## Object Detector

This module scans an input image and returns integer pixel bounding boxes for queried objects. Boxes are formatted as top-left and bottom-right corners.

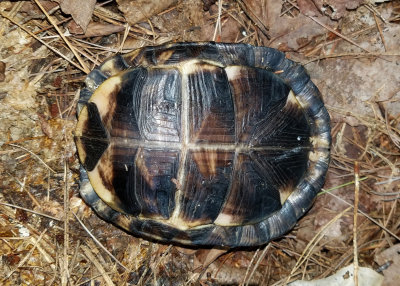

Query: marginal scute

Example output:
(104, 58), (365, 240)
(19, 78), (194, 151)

(75, 42), (331, 247)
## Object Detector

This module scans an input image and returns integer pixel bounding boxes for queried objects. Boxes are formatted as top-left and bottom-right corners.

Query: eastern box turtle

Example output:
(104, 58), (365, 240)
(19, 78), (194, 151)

(75, 42), (331, 247)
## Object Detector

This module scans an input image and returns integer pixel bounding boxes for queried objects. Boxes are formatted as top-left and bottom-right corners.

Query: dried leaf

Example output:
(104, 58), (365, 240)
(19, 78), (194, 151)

(193, 249), (227, 272)
(297, 0), (321, 17)
(300, 0), (365, 20)
(290, 265), (383, 286)
(116, 0), (178, 25)
(54, 0), (96, 32)
(374, 244), (400, 286)
(67, 21), (125, 37)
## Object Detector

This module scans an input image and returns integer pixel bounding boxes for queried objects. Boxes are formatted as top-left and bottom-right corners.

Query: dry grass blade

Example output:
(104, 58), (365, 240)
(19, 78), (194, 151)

(373, 13), (387, 52)
(213, 0), (223, 41)
(33, 0), (90, 73)
(81, 244), (115, 286)
(7, 143), (57, 173)
(62, 161), (70, 286)
(385, 105), (400, 149)
(72, 213), (129, 271)
(325, 191), (400, 241)
(353, 162), (360, 286)
(285, 207), (352, 284)
(237, 0), (270, 39)
(0, 12), (87, 73)
(243, 244), (271, 286)
(242, 247), (260, 286)
(306, 15), (372, 54)
(0, 202), (62, 221)
(3, 229), (48, 281)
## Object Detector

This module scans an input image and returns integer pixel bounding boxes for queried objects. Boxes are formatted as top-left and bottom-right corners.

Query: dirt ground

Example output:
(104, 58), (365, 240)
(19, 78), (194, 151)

(0, 0), (399, 285)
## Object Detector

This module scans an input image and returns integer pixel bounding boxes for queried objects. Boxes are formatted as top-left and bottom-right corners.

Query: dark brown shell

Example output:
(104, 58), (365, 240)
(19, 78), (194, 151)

(75, 42), (331, 247)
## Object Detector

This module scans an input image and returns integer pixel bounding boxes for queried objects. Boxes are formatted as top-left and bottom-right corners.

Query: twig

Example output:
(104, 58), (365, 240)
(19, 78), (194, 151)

(373, 13), (387, 52)
(306, 15), (372, 54)
(33, 0), (90, 74)
(213, 0), (223, 41)
(0, 12), (87, 73)
(62, 161), (70, 286)
(353, 162), (360, 286)
(304, 51), (400, 64)
(7, 143), (57, 174)
(0, 202), (62, 221)
(325, 191), (400, 241)
(81, 244), (115, 286)
(72, 213), (129, 271)
(3, 229), (48, 280)
(237, 0), (270, 39)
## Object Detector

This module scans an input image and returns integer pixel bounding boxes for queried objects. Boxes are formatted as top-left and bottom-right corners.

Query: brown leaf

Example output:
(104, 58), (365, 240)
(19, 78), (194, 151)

(54, 0), (96, 32)
(116, 0), (178, 25)
(302, 0), (365, 20)
(193, 248), (227, 272)
(84, 22), (126, 37)
(67, 21), (125, 37)
(374, 244), (400, 286)
(18, 1), (59, 16)
(297, 0), (322, 17)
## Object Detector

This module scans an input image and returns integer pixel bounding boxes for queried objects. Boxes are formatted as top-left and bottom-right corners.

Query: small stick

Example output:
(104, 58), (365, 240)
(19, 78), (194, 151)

(353, 162), (360, 286)
(8, 143), (56, 174)
(72, 213), (128, 271)
(213, 0), (223, 42)
(1, 13), (87, 73)
(0, 202), (62, 221)
(62, 161), (70, 286)
(307, 15), (372, 54)
(33, 0), (90, 74)
(373, 13), (387, 52)
(237, 0), (270, 40)
(4, 229), (48, 280)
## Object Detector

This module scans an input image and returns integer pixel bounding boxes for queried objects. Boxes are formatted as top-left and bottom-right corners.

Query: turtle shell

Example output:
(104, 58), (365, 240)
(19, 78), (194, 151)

(75, 42), (331, 247)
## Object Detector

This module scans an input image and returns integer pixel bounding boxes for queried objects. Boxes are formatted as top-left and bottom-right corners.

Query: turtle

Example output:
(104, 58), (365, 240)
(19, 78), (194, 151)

(75, 42), (331, 247)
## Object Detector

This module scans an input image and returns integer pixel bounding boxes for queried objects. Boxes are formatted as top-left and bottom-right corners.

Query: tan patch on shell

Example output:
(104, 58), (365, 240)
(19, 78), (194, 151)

(179, 59), (224, 75)
(100, 59), (124, 76)
(292, 90), (310, 109)
(279, 184), (294, 205)
(135, 148), (155, 189)
(285, 90), (300, 107)
(224, 65), (244, 81)
(157, 50), (174, 65)
(87, 145), (125, 213)
(214, 213), (235, 226)
(192, 150), (232, 177)
(89, 76), (121, 131)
